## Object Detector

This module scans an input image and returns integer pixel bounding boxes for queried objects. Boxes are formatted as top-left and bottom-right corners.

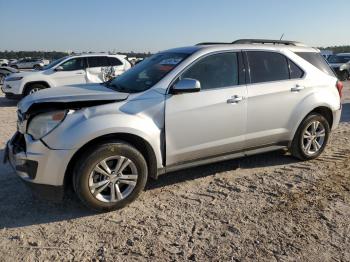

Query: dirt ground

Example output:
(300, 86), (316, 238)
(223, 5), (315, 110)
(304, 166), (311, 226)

(0, 83), (349, 261)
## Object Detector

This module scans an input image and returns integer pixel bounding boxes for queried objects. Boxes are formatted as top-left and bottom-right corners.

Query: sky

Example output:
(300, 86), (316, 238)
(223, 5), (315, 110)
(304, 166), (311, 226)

(0, 0), (349, 53)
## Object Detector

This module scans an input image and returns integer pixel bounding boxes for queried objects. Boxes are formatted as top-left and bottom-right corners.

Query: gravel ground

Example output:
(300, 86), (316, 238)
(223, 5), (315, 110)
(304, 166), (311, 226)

(0, 83), (349, 261)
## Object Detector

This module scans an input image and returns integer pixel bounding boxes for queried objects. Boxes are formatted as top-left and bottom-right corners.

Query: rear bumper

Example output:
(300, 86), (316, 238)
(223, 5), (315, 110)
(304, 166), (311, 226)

(4, 132), (73, 201)
(332, 107), (342, 130)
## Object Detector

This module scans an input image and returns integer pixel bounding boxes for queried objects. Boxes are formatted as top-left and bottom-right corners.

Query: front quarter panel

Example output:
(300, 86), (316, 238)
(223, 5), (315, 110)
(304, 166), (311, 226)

(42, 93), (165, 168)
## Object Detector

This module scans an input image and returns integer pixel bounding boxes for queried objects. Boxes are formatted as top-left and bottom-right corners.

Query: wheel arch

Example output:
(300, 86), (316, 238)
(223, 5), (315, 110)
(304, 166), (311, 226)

(289, 105), (333, 148)
(63, 133), (159, 189)
(23, 81), (50, 94)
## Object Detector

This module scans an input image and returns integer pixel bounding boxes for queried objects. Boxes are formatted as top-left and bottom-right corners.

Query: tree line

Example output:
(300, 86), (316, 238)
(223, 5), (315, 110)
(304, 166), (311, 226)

(1, 46), (350, 61)
(0, 51), (153, 61)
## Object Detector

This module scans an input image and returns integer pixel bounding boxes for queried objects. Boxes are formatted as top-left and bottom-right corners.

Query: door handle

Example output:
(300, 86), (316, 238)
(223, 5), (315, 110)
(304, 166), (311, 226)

(291, 85), (304, 92)
(227, 95), (244, 104)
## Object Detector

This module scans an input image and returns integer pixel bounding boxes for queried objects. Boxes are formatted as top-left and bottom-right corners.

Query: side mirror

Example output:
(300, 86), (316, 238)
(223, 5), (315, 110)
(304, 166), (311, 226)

(55, 66), (64, 71)
(171, 78), (201, 94)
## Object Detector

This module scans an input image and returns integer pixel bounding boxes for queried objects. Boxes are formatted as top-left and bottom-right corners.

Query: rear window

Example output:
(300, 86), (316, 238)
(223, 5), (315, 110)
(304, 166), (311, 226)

(108, 57), (123, 66)
(295, 52), (335, 76)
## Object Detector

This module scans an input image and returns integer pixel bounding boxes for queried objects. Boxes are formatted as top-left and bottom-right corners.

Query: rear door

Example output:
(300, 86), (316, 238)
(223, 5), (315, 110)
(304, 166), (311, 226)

(52, 57), (87, 86)
(108, 56), (126, 77)
(165, 52), (247, 165)
(244, 51), (306, 148)
(86, 56), (110, 83)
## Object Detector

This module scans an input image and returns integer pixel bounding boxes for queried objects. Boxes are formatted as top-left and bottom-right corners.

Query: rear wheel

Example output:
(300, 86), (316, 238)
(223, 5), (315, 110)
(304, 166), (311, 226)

(290, 113), (330, 160)
(73, 141), (148, 212)
(0, 73), (5, 86)
(33, 64), (41, 70)
(24, 83), (46, 96)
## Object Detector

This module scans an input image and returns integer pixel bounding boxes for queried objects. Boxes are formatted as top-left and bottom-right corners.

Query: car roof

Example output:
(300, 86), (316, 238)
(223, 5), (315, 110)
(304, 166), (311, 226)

(164, 43), (319, 55)
(69, 53), (127, 59)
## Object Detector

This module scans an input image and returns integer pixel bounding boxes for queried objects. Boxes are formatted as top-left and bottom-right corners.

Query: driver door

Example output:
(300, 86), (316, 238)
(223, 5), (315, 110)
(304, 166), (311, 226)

(52, 57), (87, 86)
(165, 52), (247, 166)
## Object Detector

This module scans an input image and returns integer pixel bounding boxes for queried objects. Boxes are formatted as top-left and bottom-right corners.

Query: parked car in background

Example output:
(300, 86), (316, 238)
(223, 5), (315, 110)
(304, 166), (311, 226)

(327, 53), (350, 81)
(0, 59), (9, 66)
(1, 53), (131, 98)
(0, 66), (19, 86)
(4, 39), (342, 211)
(9, 58), (50, 70)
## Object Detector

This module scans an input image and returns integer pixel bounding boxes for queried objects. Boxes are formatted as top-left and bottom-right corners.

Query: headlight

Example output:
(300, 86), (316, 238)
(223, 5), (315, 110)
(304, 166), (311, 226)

(27, 110), (67, 140)
(5, 76), (23, 81)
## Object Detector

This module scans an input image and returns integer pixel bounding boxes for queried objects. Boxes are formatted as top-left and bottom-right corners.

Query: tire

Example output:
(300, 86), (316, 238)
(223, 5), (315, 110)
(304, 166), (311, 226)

(290, 113), (330, 160)
(0, 73), (5, 86)
(24, 83), (46, 96)
(11, 65), (18, 69)
(33, 64), (41, 70)
(73, 141), (148, 212)
(339, 70), (349, 81)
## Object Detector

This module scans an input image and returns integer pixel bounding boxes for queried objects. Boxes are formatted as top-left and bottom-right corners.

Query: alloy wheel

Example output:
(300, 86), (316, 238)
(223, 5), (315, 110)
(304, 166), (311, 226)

(29, 88), (40, 94)
(88, 156), (138, 203)
(302, 120), (326, 156)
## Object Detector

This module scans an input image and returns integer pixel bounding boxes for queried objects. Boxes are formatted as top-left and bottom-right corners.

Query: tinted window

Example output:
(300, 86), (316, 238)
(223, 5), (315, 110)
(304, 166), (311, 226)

(88, 56), (109, 68)
(289, 59), (304, 79)
(296, 52), (335, 76)
(181, 52), (238, 90)
(328, 55), (350, 64)
(247, 51), (289, 83)
(60, 58), (85, 71)
(108, 57), (123, 66)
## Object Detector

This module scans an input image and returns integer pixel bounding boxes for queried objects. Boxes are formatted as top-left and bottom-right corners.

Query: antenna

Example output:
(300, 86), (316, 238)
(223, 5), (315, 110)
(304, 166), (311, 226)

(280, 33), (285, 40)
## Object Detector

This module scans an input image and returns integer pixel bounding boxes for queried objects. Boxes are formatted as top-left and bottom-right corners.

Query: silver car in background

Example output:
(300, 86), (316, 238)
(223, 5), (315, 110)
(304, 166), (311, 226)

(327, 53), (350, 81)
(5, 39), (343, 212)
(10, 58), (50, 70)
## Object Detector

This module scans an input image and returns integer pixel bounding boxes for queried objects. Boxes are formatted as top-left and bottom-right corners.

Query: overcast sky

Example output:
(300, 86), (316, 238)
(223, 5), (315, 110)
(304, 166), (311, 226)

(1, 0), (349, 53)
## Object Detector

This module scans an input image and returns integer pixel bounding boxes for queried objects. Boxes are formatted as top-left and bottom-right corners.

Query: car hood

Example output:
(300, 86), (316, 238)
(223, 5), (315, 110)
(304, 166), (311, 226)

(18, 83), (129, 114)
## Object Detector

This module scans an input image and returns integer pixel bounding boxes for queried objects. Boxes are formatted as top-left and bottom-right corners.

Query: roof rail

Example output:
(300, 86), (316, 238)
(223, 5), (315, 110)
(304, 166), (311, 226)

(232, 39), (306, 46)
(196, 42), (232, 46)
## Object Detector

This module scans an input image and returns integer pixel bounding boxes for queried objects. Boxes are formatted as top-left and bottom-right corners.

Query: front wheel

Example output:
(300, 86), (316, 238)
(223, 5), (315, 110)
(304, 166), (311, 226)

(73, 141), (148, 212)
(290, 113), (330, 160)
(24, 83), (46, 96)
(339, 70), (349, 81)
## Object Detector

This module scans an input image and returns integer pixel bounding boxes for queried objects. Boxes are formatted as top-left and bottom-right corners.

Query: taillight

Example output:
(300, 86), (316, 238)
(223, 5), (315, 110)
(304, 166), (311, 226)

(336, 80), (343, 99)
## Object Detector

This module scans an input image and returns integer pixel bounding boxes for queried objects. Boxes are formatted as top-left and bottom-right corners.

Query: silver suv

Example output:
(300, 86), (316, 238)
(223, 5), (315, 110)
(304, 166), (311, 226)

(5, 39), (343, 212)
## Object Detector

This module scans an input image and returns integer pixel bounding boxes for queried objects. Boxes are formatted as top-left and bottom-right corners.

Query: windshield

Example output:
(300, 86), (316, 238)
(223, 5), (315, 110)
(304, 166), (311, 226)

(328, 55), (350, 64)
(42, 57), (67, 70)
(106, 52), (190, 93)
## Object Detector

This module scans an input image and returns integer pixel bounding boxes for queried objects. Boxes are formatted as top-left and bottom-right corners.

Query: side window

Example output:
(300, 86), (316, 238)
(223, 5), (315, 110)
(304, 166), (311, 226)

(108, 57), (123, 66)
(295, 52), (335, 77)
(88, 56), (109, 68)
(181, 52), (239, 90)
(60, 58), (85, 71)
(247, 51), (290, 83)
(288, 59), (304, 79)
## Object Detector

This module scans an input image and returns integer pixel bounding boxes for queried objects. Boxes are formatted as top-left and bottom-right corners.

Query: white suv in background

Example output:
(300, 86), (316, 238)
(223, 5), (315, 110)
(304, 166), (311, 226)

(1, 54), (131, 98)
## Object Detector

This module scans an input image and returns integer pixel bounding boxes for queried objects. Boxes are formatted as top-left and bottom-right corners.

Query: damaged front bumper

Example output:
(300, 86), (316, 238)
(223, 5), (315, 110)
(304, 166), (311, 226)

(4, 132), (74, 201)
